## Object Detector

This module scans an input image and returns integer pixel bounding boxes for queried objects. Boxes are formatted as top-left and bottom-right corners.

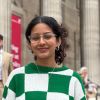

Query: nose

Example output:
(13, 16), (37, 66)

(39, 36), (46, 44)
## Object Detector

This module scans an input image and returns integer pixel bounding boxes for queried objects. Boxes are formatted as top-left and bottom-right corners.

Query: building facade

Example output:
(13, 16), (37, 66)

(0, 0), (100, 85)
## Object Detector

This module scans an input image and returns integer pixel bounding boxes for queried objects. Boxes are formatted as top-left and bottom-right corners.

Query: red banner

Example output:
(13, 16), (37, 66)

(11, 14), (22, 68)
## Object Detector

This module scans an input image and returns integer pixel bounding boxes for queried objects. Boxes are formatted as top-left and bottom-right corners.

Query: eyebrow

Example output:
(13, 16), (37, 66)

(31, 32), (53, 35)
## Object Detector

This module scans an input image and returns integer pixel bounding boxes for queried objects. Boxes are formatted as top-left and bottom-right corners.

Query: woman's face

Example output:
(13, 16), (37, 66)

(29, 23), (60, 60)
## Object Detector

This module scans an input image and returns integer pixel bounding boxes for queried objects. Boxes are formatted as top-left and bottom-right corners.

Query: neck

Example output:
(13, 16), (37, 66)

(35, 58), (58, 68)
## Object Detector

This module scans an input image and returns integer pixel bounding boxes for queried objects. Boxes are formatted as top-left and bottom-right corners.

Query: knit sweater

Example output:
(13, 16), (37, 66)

(2, 63), (86, 100)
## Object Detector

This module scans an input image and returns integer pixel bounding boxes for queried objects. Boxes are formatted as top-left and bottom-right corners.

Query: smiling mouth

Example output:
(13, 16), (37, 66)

(38, 48), (49, 52)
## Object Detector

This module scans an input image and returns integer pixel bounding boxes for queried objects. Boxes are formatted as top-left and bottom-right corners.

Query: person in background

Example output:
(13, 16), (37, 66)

(0, 34), (13, 99)
(79, 67), (97, 100)
(80, 67), (89, 87)
(2, 16), (86, 100)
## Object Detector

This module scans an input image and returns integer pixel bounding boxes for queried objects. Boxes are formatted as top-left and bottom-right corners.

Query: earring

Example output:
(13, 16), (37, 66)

(56, 45), (60, 51)
(58, 45), (60, 50)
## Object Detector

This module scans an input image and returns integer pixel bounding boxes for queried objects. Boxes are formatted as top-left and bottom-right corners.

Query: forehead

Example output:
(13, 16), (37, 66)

(31, 23), (53, 34)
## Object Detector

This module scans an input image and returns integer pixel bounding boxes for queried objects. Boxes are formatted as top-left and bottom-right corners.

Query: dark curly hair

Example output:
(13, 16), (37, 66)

(25, 16), (68, 64)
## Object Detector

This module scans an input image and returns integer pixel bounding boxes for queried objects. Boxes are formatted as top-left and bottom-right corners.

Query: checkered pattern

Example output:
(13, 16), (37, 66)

(2, 63), (86, 100)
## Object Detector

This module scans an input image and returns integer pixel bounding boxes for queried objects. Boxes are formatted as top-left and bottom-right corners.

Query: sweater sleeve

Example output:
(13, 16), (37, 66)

(2, 70), (16, 100)
(73, 72), (86, 100)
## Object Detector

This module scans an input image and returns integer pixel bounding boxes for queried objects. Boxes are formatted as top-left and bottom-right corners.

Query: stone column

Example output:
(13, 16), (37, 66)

(80, 0), (100, 84)
(0, 0), (11, 51)
(42, 0), (62, 24)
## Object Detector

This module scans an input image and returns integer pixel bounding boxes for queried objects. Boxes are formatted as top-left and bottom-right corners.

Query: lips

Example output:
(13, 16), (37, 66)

(37, 47), (49, 52)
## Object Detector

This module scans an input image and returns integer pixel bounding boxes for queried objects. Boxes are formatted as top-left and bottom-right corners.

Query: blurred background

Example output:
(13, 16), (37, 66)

(0, 0), (100, 99)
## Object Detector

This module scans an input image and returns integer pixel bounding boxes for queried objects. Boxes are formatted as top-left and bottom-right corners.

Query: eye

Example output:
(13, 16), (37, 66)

(44, 34), (53, 39)
(31, 36), (40, 41)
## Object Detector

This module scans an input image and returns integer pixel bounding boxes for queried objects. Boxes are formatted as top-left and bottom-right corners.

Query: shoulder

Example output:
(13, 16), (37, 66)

(5, 65), (25, 86)
(5, 63), (32, 86)
(8, 63), (32, 77)
(64, 66), (83, 83)
(63, 65), (82, 82)
(53, 65), (80, 79)
(65, 65), (82, 79)
(8, 66), (25, 77)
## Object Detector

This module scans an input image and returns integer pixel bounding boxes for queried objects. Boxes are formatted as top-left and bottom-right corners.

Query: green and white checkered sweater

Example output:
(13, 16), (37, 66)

(2, 63), (86, 100)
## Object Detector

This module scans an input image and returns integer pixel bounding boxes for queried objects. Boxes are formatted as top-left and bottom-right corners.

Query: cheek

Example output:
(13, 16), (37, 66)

(30, 43), (37, 51)
(30, 42), (37, 47)
(50, 43), (58, 51)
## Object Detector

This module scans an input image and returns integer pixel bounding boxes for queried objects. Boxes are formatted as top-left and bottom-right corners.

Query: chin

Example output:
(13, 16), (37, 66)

(37, 54), (50, 59)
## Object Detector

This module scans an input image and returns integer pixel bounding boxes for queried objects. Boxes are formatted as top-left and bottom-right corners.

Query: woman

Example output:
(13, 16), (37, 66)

(2, 16), (86, 100)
